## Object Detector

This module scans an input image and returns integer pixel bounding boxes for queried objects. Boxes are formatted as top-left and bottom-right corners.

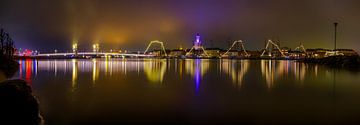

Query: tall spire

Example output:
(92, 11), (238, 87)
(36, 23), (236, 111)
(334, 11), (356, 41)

(194, 33), (202, 50)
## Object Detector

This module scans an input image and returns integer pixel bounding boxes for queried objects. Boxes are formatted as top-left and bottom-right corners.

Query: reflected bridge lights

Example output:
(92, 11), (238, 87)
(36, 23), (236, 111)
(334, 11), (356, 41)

(72, 59), (78, 91)
(92, 59), (99, 84)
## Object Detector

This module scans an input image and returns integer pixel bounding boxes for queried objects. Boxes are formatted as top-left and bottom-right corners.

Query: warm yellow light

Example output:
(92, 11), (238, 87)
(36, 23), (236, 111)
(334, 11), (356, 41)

(72, 43), (77, 48)
(93, 43), (99, 52)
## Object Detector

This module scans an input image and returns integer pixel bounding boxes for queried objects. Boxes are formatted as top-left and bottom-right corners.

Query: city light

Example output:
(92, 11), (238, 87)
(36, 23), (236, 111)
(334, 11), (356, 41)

(93, 43), (99, 53)
(143, 40), (167, 56)
(72, 43), (78, 53)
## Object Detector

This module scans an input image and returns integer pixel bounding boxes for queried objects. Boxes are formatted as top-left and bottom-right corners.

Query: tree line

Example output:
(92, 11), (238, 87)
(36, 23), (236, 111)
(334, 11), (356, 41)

(0, 28), (15, 59)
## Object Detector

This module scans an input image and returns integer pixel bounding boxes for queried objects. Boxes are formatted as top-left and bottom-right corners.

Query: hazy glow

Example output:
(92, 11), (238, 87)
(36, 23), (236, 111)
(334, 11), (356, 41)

(3, 0), (360, 52)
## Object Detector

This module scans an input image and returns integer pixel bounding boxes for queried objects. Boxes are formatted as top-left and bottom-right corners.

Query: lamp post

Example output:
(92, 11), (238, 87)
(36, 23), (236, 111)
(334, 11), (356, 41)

(334, 22), (338, 51)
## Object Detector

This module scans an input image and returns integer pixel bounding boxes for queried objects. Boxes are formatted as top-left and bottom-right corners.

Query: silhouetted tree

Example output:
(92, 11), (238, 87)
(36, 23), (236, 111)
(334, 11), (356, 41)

(0, 29), (4, 56)
(0, 28), (15, 59)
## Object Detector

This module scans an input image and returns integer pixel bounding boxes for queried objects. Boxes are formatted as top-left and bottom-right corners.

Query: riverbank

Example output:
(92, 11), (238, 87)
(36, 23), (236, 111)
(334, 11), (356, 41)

(302, 56), (360, 70)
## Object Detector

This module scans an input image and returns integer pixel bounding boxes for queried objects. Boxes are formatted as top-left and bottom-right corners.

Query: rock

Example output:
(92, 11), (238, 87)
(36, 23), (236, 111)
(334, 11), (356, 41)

(0, 79), (42, 125)
(0, 56), (19, 78)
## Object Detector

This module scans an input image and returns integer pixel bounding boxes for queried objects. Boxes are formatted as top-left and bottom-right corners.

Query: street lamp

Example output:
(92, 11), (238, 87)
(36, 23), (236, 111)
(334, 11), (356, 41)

(334, 22), (338, 51)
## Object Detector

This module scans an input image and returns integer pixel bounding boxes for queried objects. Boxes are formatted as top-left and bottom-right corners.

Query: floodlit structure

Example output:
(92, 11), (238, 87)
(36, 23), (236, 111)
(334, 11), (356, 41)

(194, 33), (202, 50)
(186, 34), (209, 57)
(294, 43), (306, 53)
(290, 43), (307, 59)
(144, 40), (167, 57)
(261, 39), (285, 57)
(222, 40), (250, 57)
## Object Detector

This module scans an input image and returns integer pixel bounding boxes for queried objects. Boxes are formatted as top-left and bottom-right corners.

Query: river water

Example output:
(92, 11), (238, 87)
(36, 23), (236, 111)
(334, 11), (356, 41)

(14, 59), (360, 124)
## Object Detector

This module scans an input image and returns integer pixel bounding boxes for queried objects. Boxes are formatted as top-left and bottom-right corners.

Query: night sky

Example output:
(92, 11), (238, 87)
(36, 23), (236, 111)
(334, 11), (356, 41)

(1, 0), (360, 52)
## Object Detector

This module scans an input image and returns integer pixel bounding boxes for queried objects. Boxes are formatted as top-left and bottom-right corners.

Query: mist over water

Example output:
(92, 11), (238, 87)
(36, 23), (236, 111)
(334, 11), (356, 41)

(14, 59), (360, 124)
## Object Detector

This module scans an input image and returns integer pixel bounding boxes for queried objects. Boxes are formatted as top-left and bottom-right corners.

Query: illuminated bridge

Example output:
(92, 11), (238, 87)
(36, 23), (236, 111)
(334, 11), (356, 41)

(24, 41), (168, 58)
(34, 52), (154, 58)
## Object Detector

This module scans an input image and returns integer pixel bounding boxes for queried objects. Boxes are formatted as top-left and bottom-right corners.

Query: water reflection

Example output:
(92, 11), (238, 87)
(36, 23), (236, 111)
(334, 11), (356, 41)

(184, 59), (210, 94)
(18, 59), (37, 84)
(261, 60), (276, 89)
(17, 59), (325, 91)
(293, 61), (306, 84)
(185, 59), (209, 77)
(143, 59), (167, 84)
(15, 59), (360, 124)
(261, 60), (308, 89)
(92, 59), (99, 83)
(72, 59), (78, 90)
(221, 59), (249, 88)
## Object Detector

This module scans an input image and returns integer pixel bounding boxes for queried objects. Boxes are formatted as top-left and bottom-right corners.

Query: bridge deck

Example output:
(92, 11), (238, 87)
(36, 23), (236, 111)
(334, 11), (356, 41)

(35, 52), (153, 57)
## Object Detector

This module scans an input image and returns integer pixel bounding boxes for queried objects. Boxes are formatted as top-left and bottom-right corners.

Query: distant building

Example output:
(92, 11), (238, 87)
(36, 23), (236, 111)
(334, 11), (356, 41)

(204, 48), (222, 58)
(194, 33), (202, 50)
(269, 49), (283, 58)
(288, 50), (307, 59)
(306, 48), (331, 58)
(169, 49), (186, 58)
(222, 50), (239, 57)
(247, 51), (261, 58)
(147, 49), (165, 56)
(325, 49), (359, 57)
(335, 49), (359, 56)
